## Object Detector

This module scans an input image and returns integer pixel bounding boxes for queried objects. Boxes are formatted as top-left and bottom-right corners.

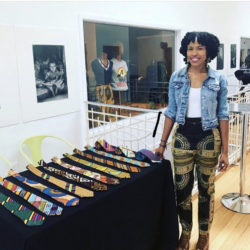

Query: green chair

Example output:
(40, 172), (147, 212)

(0, 155), (12, 178)
(20, 135), (75, 166)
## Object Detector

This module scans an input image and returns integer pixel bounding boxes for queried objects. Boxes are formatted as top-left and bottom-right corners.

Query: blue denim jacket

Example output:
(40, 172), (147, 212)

(164, 66), (229, 131)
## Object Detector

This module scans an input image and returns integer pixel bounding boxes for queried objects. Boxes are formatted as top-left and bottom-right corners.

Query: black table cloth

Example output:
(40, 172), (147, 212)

(0, 151), (179, 250)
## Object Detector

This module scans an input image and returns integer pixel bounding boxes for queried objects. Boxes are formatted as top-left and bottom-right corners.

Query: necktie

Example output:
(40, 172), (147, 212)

(96, 139), (115, 152)
(121, 145), (135, 158)
(64, 154), (131, 179)
(0, 177), (62, 216)
(74, 148), (140, 173)
(41, 161), (107, 191)
(51, 157), (120, 185)
(0, 192), (45, 226)
(86, 146), (150, 167)
(27, 164), (94, 198)
(8, 169), (79, 206)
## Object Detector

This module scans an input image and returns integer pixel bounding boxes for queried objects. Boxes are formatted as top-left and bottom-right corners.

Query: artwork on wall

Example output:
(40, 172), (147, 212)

(230, 44), (236, 68)
(33, 45), (68, 103)
(0, 25), (21, 127)
(15, 26), (80, 122)
(216, 44), (224, 70)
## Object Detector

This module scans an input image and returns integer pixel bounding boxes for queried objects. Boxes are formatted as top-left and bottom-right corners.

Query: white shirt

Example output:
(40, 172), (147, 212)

(111, 58), (128, 91)
(187, 87), (201, 118)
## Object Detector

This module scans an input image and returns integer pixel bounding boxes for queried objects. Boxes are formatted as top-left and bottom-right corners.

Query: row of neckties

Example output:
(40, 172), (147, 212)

(0, 141), (150, 226)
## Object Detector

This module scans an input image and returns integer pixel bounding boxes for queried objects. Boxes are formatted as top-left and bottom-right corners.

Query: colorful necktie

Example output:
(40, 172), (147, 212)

(0, 177), (62, 216)
(96, 139), (115, 152)
(8, 169), (79, 207)
(51, 157), (120, 185)
(86, 146), (150, 167)
(64, 154), (131, 179)
(0, 192), (45, 226)
(74, 148), (140, 173)
(27, 164), (94, 198)
(40, 162), (107, 191)
(121, 145), (135, 158)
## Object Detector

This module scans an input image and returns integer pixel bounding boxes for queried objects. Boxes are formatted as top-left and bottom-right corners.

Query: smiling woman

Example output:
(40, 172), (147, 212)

(155, 31), (229, 250)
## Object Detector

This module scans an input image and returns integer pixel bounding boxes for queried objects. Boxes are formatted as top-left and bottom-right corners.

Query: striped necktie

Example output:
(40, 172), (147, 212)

(86, 146), (150, 167)
(64, 154), (131, 179)
(40, 161), (107, 191)
(97, 139), (115, 152)
(0, 192), (45, 226)
(121, 145), (135, 158)
(74, 148), (140, 173)
(8, 169), (79, 206)
(27, 164), (94, 198)
(51, 157), (120, 185)
(0, 177), (62, 216)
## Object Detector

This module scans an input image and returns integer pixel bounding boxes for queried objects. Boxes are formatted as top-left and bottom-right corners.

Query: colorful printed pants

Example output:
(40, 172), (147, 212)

(172, 119), (221, 236)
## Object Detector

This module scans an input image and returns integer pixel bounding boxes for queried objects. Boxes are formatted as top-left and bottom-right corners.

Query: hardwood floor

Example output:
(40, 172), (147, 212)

(186, 152), (250, 250)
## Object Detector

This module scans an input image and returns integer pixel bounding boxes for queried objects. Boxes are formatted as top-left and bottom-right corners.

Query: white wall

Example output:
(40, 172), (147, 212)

(1, 1), (250, 174)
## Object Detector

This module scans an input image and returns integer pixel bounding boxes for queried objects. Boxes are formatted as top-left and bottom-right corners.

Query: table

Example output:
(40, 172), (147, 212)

(221, 103), (250, 214)
(0, 153), (179, 250)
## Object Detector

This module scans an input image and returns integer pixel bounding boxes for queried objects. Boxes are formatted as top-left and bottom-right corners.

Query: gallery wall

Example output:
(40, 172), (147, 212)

(0, 1), (250, 173)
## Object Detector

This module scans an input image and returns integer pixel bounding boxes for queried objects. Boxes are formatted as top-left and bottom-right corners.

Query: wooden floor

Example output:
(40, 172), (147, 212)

(186, 152), (250, 250)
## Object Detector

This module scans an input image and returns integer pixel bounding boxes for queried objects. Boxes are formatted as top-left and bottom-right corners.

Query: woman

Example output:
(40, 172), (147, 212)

(155, 32), (229, 250)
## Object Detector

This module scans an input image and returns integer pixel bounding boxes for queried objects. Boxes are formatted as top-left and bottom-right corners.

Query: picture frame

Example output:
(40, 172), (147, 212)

(230, 44), (236, 68)
(216, 43), (224, 70)
(0, 25), (21, 127)
(15, 26), (80, 122)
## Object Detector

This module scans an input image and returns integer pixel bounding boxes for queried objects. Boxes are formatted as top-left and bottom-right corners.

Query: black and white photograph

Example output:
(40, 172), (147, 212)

(230, 44), (236, 68)
(216, 43), (224, 70)
(33, 45), (68, 103)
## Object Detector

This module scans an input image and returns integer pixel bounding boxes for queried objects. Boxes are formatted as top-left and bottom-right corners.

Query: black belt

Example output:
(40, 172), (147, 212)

(185, 117), (202, 125)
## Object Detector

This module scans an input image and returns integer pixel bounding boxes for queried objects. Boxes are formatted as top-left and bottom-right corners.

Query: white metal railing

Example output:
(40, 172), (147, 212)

(227, 87), (250, 164)
(86, 101), (167, 151)
(85, 86), (250, 165)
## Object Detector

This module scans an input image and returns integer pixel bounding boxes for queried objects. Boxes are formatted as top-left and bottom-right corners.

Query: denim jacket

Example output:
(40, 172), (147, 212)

(164, 66), (229, 131)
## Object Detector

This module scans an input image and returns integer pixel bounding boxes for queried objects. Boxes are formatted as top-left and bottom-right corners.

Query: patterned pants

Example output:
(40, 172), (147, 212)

(172, 119), (221, 236)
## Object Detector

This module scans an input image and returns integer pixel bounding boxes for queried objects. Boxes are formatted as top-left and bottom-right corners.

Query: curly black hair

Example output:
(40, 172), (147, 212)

(179, 31), (220, 64)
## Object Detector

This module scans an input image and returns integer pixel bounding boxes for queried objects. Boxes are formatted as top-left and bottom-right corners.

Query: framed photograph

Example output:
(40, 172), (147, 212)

(15, 26), (80, 122)
(230, 44), (236, 68)
(0, 25), (21, 127)
(33, 45), (68, 103)
(216, 44), (224, 70)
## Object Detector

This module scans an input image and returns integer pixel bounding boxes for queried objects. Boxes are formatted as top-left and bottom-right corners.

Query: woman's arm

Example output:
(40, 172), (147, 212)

(218, 120), (229, 171)
(155, 117), (175, 159)
(217, 75), (229, 171)
(155, 72), (177, 159)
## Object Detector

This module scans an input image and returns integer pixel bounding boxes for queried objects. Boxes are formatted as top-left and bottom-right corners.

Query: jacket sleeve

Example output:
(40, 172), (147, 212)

(164, 71), (177, 121)
(217, 74), (229, 120)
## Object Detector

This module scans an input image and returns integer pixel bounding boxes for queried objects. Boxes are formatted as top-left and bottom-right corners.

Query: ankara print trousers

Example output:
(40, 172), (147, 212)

(172, 119), (221, 236)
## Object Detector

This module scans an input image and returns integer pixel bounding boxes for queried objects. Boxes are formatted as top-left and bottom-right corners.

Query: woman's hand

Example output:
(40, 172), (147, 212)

(155, 146), (166, 160)
(218, 152), (229, 172)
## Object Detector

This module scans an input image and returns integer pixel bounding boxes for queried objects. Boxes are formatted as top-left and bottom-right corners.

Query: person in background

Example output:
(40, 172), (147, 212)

(155, 32), (229, 250)
(111, 42), (128, 104)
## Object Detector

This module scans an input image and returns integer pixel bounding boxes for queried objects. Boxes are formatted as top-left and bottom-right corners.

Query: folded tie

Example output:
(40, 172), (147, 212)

(51, 157), (120, 185)
(85, 146), (150, 167)
(40, 161), (107, 191)
(64, 154), (131, 179)
(96, 139), (115, 152)
(121, 145), (135, 158)
(27, 164), (94, 198)
(8, 169), (79, 206)
(0, 192), (45, 226)
(74, 148), (140, 173)
(0, 177), (62, 216)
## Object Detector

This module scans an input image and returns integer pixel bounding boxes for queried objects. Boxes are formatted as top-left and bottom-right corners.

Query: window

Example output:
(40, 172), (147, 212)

(241, 37), (250, 69)
(83, 21), (175, 110)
